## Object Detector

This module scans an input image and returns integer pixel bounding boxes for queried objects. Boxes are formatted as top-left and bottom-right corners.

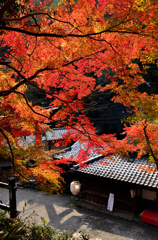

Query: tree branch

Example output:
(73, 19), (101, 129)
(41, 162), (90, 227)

(0, 128), (29, 180)
(9, 90), (51, 119)
(0, 25), (156, 40)
(143, 120), (158, 168)
(0, 47), (104, 98)
(2, 12), (50, 21)
(0, 128), (14, 167)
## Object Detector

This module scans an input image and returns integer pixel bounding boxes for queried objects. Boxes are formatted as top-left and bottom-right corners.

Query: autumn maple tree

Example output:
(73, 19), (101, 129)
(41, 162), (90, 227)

(0, 0), (158, 190)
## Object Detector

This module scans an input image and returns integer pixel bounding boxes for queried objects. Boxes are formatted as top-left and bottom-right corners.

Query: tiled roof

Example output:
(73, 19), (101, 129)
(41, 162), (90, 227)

(56, 141), (100, 159)
(76, 156), (158, 189)
(17, 128), (68, 148)
(60, 141), (158, 189)
(42, 128), (67, 141)
(17, 135), (35, 148)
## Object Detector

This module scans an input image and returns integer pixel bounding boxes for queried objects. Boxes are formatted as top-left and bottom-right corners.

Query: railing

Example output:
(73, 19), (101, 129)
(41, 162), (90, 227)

(0, 177), (18, 218)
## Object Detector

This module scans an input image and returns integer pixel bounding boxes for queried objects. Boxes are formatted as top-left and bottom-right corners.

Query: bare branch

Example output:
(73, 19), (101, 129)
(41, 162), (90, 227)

(0, 25), (156, 40)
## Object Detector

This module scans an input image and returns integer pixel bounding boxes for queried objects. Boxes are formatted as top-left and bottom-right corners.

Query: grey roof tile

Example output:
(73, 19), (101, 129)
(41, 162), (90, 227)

(59, 141), (158, 189)
(42, 128), (68, 141)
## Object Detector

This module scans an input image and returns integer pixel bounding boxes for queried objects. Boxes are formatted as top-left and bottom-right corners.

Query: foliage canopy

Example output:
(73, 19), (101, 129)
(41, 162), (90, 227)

(0, 0), (158, 187)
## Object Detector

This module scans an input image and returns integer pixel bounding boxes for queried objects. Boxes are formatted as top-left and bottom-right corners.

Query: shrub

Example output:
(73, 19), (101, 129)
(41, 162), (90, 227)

(0, 211), (27, 240)
(0, 210), (92, 240)
(0, 211), (56, 240)
(27, 218), (56, 240)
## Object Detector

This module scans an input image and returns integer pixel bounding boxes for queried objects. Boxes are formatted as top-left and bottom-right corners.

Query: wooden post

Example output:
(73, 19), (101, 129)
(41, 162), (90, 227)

(8, 177), (17, 218)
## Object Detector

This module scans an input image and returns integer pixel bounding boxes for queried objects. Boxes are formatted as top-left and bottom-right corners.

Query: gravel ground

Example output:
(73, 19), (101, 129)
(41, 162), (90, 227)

(0, 187), (158, 240)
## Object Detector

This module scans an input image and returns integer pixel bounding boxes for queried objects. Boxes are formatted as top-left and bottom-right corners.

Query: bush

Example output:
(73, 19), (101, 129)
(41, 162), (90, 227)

(0, 211), (12, 231)
(0, 211), (27, 239)
(28, 218), (56, 240)
(0, 210), (92, 240)
(0, 211), (56, 240)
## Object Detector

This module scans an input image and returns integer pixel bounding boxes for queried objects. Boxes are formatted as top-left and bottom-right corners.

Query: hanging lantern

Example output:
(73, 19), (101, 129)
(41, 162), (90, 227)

(70, 181), (81, 196)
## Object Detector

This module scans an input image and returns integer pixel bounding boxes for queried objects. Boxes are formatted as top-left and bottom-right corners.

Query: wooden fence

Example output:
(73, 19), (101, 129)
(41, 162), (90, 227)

(0, 177), (18, 218)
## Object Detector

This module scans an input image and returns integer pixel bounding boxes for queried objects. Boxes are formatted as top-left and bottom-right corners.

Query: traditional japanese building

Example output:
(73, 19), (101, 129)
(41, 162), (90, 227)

(58, 141), (158, 218)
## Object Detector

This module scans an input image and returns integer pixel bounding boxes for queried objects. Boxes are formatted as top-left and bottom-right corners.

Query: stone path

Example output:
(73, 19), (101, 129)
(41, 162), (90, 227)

(0, 188), (158, 240)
